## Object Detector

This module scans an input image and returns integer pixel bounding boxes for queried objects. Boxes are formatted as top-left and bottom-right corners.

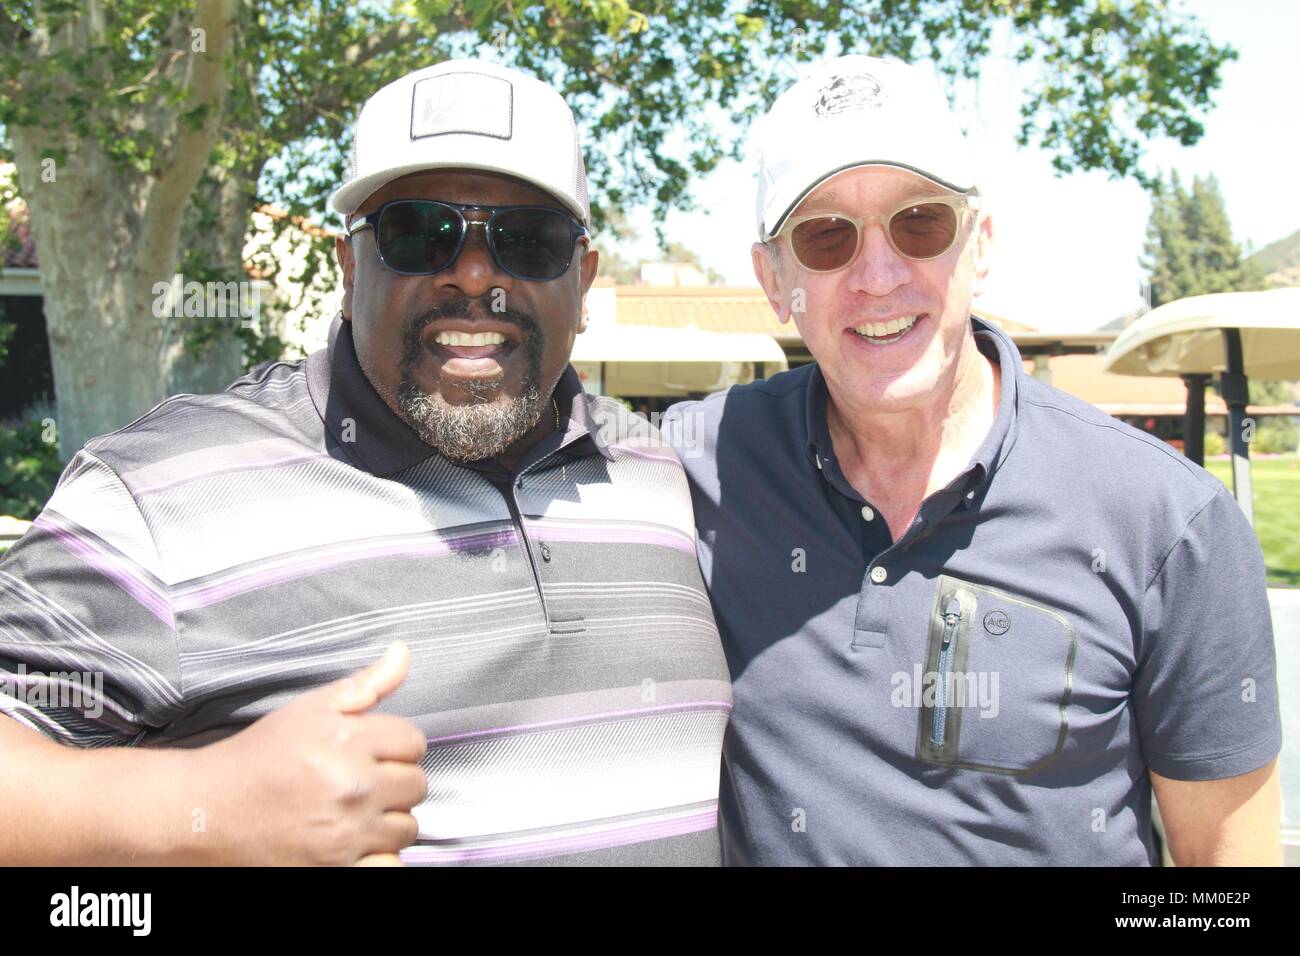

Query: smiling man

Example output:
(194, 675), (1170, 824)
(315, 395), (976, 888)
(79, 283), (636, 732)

(0, 59), (730, 866)
(663, 55), (1282, 866)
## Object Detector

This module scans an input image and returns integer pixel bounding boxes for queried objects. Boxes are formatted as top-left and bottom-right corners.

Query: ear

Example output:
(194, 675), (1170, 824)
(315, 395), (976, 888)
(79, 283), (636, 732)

(970, 210), (994, 299)
(751, 241), (793, 325)
(335, 231), (356, 321)
(575, 241), (598, 334)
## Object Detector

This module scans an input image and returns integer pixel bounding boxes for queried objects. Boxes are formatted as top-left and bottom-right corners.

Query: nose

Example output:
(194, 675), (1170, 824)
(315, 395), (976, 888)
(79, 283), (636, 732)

(845, 223), (911, 297)
(432, 218), (512, 301)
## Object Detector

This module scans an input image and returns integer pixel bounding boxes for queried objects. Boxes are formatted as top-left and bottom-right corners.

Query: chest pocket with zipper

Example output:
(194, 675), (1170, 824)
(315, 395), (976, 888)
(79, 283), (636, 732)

(915, 573), (1077, 775)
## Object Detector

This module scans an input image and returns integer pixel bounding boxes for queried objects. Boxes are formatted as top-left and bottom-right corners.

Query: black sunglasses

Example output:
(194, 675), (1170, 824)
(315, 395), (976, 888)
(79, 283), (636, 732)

(347, 199), (589, 281)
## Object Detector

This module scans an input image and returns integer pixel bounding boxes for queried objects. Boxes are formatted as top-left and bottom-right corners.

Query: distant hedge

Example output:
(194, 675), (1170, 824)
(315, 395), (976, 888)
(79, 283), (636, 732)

(0, 419), (62, 520)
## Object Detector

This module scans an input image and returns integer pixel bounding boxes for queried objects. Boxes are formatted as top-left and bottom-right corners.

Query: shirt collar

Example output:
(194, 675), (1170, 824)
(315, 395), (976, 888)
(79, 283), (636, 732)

(803, 314), (1022, 508)
(306, 312), (612, 477)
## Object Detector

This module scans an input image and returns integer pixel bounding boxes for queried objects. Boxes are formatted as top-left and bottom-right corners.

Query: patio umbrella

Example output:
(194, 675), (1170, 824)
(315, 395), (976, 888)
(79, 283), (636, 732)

(1103, 288), (1300, 526)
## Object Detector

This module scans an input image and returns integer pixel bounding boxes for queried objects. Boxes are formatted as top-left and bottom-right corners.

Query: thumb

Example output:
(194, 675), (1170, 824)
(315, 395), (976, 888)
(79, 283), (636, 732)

(328, 641), (410, 714)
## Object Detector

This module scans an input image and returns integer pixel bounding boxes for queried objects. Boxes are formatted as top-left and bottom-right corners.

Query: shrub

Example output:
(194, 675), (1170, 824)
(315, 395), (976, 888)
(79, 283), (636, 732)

(1254, 419), (1298, 455)
(0, 419), (63, 519)
(1203, 429), (1226, 457)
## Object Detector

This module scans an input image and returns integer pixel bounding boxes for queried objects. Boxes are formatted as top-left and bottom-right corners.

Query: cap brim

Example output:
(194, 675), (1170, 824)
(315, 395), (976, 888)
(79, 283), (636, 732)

(330, 161), (588, 224)
(762, 160), (975, 240)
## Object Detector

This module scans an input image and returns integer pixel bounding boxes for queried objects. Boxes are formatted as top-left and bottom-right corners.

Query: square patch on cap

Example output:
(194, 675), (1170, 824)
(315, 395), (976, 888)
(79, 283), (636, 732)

(411, 72), (512, 140)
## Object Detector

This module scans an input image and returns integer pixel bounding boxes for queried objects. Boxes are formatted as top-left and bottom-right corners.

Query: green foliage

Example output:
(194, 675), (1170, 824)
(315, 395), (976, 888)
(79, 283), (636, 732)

(1255, 420), (1299, 455)
(0, 298), (11, 365)
(1142, 172), (1265, 307)
(1248, 226), (1300, 286)
(1205, 456), (1300, 586)
(1250, 379), (1295, 406)
(0, 0), (205, 170)
(3, 1), (1233, 244)
(1202, 428), (1224, 457)
(0, 1), (1248, 418)
(0, 418), (63, 519)
(0, 170), (22, 361)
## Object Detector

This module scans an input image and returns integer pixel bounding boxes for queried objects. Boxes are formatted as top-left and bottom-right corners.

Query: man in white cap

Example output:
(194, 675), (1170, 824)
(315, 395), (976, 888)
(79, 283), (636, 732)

(663, 55), (1281, 865)
(0, 60), (731, 866)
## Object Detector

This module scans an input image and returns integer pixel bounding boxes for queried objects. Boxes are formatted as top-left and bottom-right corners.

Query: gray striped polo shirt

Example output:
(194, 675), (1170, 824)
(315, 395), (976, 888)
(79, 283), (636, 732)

(0, 313), (731, 866)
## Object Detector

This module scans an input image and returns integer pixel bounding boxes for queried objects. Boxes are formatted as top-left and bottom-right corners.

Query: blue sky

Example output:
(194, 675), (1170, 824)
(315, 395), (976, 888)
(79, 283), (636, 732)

(610, 0), (1300, 332)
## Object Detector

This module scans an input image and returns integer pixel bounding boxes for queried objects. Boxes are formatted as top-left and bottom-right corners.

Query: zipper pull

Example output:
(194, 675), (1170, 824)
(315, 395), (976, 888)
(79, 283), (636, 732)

(941, 597), (962, 648)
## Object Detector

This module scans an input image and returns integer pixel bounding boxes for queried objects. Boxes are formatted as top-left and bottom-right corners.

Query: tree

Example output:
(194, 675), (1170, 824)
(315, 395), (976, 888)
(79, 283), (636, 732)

(2, 0), (1241, 459)
(1143, 171), (1293, 446)
(1142, 172), (1265, 307)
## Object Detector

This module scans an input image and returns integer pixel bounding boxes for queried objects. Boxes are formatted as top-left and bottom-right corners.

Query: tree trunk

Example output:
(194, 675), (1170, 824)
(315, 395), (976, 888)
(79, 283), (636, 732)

(162, 163), (259, 397)
(8, 0), (237, 461)
(9, 132), (170, 458)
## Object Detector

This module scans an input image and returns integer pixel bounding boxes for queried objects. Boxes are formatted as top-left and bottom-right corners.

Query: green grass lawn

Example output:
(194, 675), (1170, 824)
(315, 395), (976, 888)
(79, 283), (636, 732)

(1205, 455), (1300, 587)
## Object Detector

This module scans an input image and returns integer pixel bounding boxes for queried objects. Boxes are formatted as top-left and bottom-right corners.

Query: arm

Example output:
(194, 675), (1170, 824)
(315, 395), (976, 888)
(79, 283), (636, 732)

(1133, 487), (1283, 865)
(0, 642), (426, 866)
(0, 715), (206, 865)
(0, 451), (424, 865)
(1152, 759), (1282, 866)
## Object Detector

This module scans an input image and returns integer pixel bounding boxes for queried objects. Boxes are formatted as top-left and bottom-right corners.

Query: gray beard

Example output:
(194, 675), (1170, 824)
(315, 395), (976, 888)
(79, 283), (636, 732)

(397, 378), (546, 463)
(394, 296), (551, 462)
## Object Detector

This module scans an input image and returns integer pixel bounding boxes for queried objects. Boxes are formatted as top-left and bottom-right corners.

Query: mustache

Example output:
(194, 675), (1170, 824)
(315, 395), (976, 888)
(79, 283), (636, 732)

(398, 295), (545, 385)
(404, 296), (540, 340)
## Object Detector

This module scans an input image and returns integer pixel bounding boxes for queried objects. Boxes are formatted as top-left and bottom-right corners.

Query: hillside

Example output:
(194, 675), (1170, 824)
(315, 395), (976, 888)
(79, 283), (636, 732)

(1250, 227), (1300, 288)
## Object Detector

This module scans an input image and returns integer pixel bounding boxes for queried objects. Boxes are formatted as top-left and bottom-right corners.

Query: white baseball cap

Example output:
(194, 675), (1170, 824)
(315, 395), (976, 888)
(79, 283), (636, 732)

(754, 55), (978, 241)
(329, 59), (590, 225)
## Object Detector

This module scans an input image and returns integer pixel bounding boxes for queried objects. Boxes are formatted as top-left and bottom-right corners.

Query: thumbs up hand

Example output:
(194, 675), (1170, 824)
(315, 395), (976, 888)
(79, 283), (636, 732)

(191, 641), (429, 865)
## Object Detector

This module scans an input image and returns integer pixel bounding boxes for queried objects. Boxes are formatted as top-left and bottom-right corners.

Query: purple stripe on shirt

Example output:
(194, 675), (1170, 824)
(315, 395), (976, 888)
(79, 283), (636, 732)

(399, 807), (717, 865)
(170, 528), (518, 611)
(427, 699), (733, 746)
(33, 515), (175, 628)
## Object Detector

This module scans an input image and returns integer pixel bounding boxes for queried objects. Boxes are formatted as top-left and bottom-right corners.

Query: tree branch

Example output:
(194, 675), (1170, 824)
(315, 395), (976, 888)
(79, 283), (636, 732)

(138, 0), (238, 277)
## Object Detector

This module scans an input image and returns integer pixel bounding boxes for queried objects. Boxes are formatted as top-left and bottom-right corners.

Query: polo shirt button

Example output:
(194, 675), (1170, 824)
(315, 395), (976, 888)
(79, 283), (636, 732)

(965, 490), (975, 500)
(861, 506), (875, 522)
(869, 565), (888, 584)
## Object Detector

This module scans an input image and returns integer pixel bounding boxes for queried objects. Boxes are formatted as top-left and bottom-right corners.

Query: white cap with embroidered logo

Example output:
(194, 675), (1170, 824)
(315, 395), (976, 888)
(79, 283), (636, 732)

(329, 58), (590, 225)
(754, 55), (978, 241)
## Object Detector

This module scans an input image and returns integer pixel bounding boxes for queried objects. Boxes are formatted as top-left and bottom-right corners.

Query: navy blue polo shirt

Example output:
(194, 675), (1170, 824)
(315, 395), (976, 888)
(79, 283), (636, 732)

(662, 317), (1282, 866)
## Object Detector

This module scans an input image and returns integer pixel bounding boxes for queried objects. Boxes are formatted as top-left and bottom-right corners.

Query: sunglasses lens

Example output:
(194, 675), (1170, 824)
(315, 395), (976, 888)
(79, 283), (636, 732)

(889, 202), (959, 259)
(791, 217), (859, 272)
(375, 201), (462, 273)
(490, 208), (577, 279)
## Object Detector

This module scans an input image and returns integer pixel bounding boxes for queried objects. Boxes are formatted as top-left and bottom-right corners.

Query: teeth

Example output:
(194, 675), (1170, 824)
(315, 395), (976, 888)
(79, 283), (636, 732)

(853, 314), (919, 339)
(434, 331), (506, 347)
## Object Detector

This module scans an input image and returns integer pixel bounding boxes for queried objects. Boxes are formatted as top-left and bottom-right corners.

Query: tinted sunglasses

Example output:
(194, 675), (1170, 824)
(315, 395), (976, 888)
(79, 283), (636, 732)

(347, 199), (589, 281)
(780, 194), (980, 273)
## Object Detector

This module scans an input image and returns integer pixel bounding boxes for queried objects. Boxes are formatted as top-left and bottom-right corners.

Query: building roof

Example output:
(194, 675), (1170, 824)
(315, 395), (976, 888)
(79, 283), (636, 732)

(612, 286), (799, 341)
(609, 286), (1041, 342)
